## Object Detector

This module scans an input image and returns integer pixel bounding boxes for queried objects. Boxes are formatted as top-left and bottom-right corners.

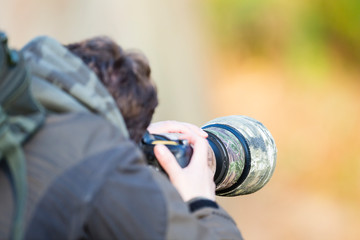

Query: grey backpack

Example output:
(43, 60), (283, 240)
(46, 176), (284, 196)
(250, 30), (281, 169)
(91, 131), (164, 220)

(0, 31), (45, 240)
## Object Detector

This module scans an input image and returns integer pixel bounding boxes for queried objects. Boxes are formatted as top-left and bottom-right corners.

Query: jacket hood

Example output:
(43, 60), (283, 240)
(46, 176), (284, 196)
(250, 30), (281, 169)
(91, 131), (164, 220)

(21, 36), (129, 137)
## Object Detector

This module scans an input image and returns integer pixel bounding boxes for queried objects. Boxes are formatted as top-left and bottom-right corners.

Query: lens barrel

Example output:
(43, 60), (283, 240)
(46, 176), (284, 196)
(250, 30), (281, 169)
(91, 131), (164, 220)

(202, 116), (277, 196)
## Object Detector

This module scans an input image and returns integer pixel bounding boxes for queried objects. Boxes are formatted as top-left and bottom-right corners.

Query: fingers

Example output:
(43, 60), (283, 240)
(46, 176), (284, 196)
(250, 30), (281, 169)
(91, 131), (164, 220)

(178, 122), (208, 137)
(178, 133), (209, 169)
(154, 144), (181, 177)
(154, 135), (216, 202)
(190, 137), (209, 168)
(148, 121), (208, 138)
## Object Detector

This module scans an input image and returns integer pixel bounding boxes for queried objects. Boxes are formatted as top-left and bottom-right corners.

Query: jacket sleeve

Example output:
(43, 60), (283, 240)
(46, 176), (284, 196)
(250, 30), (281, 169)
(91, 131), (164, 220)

(150, 167), (244, 240)
(86, 141), (243, 240)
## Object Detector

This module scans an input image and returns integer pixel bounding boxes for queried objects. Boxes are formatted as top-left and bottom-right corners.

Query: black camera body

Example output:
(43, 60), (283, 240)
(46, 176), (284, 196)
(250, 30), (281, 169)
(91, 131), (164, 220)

(140, 131), (193, 172)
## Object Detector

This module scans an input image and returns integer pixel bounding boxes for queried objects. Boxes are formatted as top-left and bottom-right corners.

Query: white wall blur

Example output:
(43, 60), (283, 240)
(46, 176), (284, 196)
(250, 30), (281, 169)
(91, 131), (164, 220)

(0, 0), (214, 125)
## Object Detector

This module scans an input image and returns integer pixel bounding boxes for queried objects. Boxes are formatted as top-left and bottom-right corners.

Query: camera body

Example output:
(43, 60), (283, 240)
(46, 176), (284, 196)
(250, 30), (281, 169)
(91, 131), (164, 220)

(140, 115), (277, 197)
(140, 131), (193, 172)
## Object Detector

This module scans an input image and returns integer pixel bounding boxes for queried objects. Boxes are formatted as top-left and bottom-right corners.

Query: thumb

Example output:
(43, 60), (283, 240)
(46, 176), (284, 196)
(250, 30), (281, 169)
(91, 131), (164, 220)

(154, 144), (181, 177)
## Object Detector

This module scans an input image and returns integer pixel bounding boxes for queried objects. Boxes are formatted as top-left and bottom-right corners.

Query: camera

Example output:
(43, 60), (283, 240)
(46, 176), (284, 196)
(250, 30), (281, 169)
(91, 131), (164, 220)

(140, 115), (277, 197)
(140, 131), (193, 171)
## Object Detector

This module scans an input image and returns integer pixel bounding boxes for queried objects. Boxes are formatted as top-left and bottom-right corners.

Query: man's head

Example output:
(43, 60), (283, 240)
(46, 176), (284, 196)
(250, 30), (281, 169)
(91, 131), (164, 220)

(65, 36), (158, 142)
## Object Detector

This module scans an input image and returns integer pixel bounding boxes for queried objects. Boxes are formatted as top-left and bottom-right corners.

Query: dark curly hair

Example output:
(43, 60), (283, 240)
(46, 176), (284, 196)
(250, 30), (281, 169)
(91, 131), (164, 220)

(65, 36), (158, 142)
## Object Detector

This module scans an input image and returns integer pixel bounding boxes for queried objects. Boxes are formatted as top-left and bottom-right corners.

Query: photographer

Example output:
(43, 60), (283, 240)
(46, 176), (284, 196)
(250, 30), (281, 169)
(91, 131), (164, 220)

(0, 35), (243, 239)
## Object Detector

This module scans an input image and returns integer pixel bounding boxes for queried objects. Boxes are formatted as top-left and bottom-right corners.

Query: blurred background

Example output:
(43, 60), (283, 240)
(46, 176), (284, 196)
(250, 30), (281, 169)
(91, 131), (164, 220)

(1, 0), (359, 239)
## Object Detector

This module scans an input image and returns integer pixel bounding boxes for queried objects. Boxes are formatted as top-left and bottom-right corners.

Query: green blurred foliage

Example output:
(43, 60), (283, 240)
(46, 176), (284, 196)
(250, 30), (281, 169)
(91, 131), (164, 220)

(206, 0), (360, 82)
(204, 0), (360, 208)
(320, 0), (360, 62)
(206, 0), (279, 57)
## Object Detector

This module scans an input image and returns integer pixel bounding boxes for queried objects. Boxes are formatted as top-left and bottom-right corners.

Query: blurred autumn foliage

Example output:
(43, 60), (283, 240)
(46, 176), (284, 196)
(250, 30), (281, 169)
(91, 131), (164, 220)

(206, 0), (360, 65)
(202, 0), (360, 239)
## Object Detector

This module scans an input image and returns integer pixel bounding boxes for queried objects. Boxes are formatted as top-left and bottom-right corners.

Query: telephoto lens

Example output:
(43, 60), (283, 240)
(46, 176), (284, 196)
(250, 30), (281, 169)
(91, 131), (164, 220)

(202, 115), (277, 197)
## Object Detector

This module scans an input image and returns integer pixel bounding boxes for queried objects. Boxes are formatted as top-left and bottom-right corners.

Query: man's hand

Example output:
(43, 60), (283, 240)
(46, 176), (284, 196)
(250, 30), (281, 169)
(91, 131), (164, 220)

(149, 121), (215, 202)
(148, 121), (208, 138)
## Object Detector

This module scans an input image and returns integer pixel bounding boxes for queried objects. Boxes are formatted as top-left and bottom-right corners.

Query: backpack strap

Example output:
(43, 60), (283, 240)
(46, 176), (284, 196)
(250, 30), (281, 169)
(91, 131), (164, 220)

(0, 31), (45, 240)
(0, 107), (27, 240)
